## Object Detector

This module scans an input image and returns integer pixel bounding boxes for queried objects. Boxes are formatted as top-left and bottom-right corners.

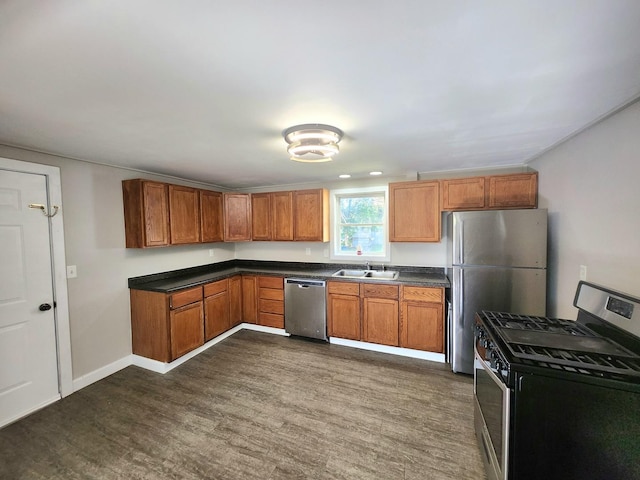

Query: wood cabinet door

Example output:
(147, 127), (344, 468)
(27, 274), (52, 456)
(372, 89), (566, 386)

(293, 189), (329, 241)
(328, 293), (361, 340)
(241, 275), (257, 324)
(400, 301), (444, 352)
(200, 190), (223, 243)
(488, 173), (538, 209)
(251, 193), (272, 241)
(142, 181), (170, 247)
(441, 177), (486, 211)
(224, 193), (252, 241)
(272, 191), (294, 241)
(123, 179), (169, 248)
(363, 297), (399, 346)
(169, 185), (201, 244)
(389, 181), (440, 242)
(204, 289), (229, 341)
(170, 302), (204, 360)
(228, 275), (242, 327)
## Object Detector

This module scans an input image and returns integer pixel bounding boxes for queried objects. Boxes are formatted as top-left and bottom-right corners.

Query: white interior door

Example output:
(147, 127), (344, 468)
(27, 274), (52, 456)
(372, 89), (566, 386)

(0, 170), (60, 427)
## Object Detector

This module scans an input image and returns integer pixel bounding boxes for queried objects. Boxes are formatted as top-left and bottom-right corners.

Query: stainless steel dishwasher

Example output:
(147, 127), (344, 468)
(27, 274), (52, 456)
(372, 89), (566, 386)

(284, 278), (327, 341)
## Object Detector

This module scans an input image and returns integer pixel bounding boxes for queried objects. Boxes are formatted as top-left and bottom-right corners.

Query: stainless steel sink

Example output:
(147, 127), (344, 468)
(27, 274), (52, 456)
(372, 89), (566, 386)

(331, 269), (399, 280)
(364, 270), (399, 280)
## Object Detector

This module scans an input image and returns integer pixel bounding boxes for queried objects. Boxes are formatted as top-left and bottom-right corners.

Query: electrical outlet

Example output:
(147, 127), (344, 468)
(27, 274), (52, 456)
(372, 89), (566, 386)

(579, 265), (587, 281)
(323, 248), (329, 258)
(66, 265), (77, 279)
(208, 249), (215, 257)
(305, 248), (311, 256)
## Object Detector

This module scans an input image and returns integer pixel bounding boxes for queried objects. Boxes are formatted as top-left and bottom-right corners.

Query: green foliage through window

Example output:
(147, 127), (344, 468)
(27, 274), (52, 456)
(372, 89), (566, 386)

(337, 194), (385, 255)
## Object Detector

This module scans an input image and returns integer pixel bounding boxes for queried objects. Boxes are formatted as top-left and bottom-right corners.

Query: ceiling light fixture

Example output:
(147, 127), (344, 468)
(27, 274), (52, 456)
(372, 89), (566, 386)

(339, 174), (351, 179)
(369, 171), (383, 176)
(283, 124), (343, 163)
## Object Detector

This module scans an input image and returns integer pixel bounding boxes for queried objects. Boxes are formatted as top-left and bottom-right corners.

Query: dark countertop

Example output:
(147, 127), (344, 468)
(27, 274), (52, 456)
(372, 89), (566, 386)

(128, 260), (450, 293)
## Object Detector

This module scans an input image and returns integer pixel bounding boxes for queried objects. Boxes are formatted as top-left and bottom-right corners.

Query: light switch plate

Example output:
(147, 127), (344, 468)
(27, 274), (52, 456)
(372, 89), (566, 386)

(66, 265), (77, 278)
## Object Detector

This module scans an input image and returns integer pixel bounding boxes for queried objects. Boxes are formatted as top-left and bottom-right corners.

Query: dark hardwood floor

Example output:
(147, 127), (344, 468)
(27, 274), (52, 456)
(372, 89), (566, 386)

(0, 330), (486, 479)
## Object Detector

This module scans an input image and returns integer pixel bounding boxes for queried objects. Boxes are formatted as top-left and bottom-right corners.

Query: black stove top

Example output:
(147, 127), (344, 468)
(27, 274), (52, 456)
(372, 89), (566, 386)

(478, 310), (640, 382)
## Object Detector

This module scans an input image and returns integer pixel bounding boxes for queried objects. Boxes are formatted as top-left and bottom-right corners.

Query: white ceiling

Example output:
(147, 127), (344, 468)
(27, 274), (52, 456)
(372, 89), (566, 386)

(1, 1), (640, 189)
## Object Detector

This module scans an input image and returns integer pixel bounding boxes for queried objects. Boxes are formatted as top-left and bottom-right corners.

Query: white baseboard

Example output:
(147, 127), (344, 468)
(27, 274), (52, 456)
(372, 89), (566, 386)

(329, 337), (446, 363)
(72, 355), (132, 392)
(72, 324), (441, 391)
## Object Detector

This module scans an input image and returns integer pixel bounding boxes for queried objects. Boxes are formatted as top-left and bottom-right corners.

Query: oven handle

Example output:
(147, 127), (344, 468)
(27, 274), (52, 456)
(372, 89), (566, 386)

(474, 345), (509, 395)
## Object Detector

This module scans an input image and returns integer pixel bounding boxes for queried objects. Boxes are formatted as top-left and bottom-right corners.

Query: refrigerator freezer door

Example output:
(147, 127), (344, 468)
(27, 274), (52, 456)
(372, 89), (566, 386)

(451, 209), (547, 268)
(449, 266), (546, 374)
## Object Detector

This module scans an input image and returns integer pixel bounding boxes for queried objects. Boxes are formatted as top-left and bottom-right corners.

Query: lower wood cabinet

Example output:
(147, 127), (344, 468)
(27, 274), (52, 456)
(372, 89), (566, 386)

(204, 279), (230, 341)
(327, 281), (361, 340)
(242, 275), (257, 324)
(257, 276), (284, 328)
(362, 284), (399, 346)
(229, 275), (242, 327)
(400, 286), (444, 353)
(328, 280), (445, 353)
(131, 286), (204, 362)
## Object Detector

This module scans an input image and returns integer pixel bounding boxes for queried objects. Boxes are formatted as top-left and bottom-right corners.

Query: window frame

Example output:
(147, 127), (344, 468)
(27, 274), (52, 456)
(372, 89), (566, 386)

(330, 185), (390, 262)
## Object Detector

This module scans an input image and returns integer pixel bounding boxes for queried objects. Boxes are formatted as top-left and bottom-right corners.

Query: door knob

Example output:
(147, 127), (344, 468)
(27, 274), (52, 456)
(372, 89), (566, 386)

(39, 303), (52, 311)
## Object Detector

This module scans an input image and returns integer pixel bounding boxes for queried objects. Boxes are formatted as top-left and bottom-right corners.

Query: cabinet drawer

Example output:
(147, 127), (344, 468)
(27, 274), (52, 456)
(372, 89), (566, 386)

(362, 284), (399, 299)
(204, 279), (227, 297)
(259, 312), (284, 328)
(328, 281), (360, 296)
(170, 286), (203, 309)
(401, 286), (443, 303)
(258, 276), (283, 289)
(259, 298), (284, 315)
(259, 288), (284, 301)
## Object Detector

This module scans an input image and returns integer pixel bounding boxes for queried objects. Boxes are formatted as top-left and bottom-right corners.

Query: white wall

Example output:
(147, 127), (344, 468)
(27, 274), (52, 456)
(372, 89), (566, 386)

(529, 101), (640, 318)
(0, 145), (235, 380)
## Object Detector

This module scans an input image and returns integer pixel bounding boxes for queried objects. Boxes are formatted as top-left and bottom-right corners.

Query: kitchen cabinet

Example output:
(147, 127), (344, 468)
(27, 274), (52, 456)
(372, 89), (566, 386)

(389, 180), (440, 242)
(257, 276), (284, 328)
(169, 185), (201, 244)
(293, 189), (329, 242)
(441, 172), (538, 211)
(272, 191), (294, 241)
(327, 281), (361, 340)
(400, 286), (444, 353)
(130, 286), (204, 362)
(242, 275), (257, 324)
(251, 193), (272, 241)
(200, 190), (224, 243)
(488, 172), (538, 209)
(229, 275), (242, 327)
(203, 279), (230, 340)
(441, 177), (486, 211)
(362, 284), (399, 346)
(224, 193), (252, 241)
(122, 179), (170, 248)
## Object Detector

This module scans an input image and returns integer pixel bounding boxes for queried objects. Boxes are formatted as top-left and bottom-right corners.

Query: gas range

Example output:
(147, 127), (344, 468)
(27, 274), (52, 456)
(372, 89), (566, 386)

(473, 282), (640, 480)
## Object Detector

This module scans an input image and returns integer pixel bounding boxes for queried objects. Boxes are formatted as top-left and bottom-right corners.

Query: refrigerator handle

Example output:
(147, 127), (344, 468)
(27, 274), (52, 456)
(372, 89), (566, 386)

(452, 268), (464, 364)
(456, 219), (464, 265)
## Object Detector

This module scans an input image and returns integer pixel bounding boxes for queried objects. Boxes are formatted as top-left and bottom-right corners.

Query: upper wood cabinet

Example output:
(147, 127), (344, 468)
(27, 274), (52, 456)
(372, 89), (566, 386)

(272, 191), (294, 241)
(169, 185), (201, 245)
(122, 179), (170, 248)
(293, 189), (329, 242)
(200, 190), (223, 243)
(251, 193), (272, 241)
(441, 172), (538, 211)
(488, 172), (538, 209)
(441, 177), (486, 211)
(389, 180), (440, 242)
(224, 193), (252, 242)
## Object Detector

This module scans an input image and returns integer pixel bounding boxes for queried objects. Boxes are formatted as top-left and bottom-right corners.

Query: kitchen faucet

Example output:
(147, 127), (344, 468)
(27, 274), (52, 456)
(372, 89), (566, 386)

(365, 261), (370, 270)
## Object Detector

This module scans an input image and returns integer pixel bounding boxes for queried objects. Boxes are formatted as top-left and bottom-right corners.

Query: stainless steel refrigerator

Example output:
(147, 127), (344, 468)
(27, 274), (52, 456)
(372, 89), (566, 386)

(447, 209), (547, 374)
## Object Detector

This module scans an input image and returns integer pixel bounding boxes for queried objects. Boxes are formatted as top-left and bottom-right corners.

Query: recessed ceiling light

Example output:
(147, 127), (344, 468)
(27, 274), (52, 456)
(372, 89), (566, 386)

(369, 171), (382, 176)
(339, 174), (351, 179)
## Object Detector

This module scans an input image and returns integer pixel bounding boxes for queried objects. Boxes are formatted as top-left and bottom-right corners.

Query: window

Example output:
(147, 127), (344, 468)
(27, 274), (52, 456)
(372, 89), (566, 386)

(331, 186), (389, 261)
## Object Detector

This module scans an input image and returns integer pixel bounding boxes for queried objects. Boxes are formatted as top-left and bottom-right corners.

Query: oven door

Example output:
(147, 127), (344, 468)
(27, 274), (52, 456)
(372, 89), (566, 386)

(474, 347), (510, 480)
